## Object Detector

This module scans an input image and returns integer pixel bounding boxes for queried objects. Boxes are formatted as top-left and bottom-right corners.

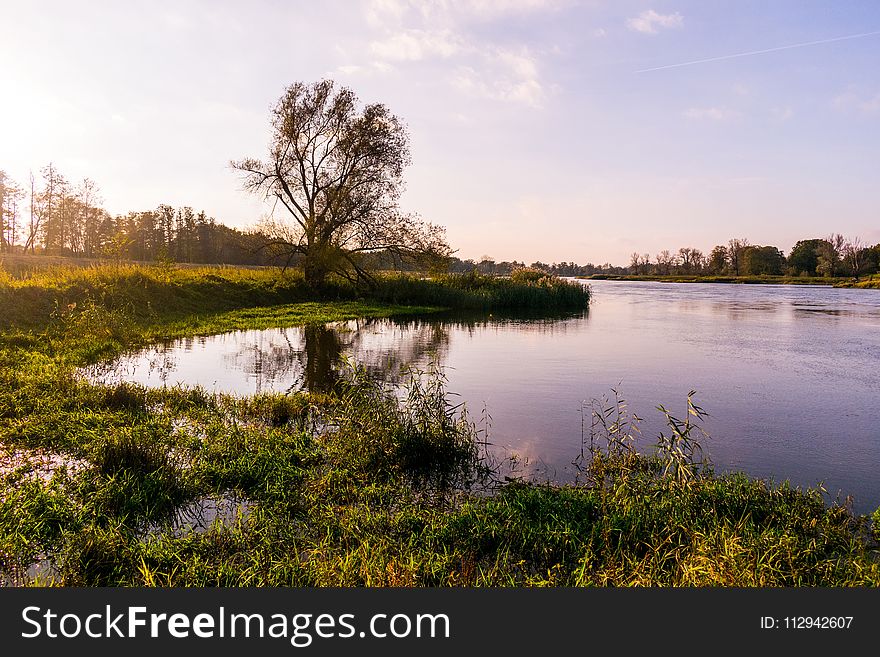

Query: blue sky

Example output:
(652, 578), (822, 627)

(2, 0), (878, 264)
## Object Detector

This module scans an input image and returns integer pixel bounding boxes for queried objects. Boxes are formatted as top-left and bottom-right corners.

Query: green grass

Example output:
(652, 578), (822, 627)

(842, 274), (880, 289)
(1, 262), (878, 587)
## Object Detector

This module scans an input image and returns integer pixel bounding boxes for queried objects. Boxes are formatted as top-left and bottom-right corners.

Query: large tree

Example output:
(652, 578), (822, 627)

(787, 238), (826, 276)
(816, 233), (845, 277)
(232, 80), (451, 287)
(727, 237), (750, 275)
(740, 245), (785, 275)
(707, 245), (729, 274)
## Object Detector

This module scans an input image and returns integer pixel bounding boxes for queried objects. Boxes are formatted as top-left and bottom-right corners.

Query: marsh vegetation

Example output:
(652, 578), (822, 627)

(1, 263), (878, 586)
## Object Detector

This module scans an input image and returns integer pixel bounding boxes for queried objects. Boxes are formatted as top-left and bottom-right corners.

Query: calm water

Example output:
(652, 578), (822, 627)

(87, 281), (880, 513)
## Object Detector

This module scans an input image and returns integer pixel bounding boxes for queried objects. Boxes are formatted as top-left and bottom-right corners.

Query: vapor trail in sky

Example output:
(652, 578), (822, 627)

(636, 30), (880, 73)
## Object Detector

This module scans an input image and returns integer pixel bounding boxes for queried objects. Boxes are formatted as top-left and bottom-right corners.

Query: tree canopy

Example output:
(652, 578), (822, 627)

(741, 245), (785, 275)
(787, 239), (827, 276)
(232, 80), (451, 287)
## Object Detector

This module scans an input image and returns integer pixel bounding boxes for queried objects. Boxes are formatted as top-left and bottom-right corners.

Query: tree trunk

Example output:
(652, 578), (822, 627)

(303, 256), (329, 288)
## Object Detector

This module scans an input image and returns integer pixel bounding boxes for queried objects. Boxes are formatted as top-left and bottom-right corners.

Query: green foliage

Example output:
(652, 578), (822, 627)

(371, 271), (590, 311)
(325, 363), (489, 491)
(787, 239), (827, 276)
(740, 245), (785, 276)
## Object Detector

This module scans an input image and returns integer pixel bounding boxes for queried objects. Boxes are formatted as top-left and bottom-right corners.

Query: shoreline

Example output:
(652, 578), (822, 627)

(577, 274), (880, 288)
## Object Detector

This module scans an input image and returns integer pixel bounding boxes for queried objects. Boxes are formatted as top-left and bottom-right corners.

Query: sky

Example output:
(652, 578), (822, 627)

(2, 0), (879, 265)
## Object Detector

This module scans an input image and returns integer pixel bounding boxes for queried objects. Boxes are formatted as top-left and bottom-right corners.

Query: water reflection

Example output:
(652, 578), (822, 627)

(82, 283), (880, 513)
(88, 310), (586, 396)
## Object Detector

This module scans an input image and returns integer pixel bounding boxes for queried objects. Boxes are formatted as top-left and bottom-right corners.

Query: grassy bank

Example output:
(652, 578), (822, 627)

(579, 273), (857, 286)
(2, 360), (877, 586)
(0, 263), (590, 333)
(1, 263), (878, 587)
(840, 274), (880, 289)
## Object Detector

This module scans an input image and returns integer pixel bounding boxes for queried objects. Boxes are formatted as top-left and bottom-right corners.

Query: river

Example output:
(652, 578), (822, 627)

(87, 280), (880, 514)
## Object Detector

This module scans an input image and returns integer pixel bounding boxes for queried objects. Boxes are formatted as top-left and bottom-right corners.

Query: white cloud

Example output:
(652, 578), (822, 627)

(452, 47), (545, 107)
(334, 61), (395, 77)
(833, 90), (880, 114)
(362, 0), (559, 107)
(453, 0), (571, 18)
(366, 0), (409, 27)
(494, 48), (539, 79)
(370, 29), (463, 61)
(453, 67), (544, 107)
(367, 0), (570, 26)
(627, 10), (683, 34)
(683, 107), (737, 121)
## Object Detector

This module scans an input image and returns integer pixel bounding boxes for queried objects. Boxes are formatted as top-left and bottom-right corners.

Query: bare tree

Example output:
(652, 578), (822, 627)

(629, 251), (641, 274)
(36, 163), (68, 254)
(76, 178), (102, 257)
(655, 249), (674, 275)
(232, 79), (451, 287)
(0, 170), (12, 252)
(727, 238), (750, 276)
(842, 236), (865, 277)
(678, 247), (701, 273)
(25, 172), (39, 253)
(816, 233), (845, 277)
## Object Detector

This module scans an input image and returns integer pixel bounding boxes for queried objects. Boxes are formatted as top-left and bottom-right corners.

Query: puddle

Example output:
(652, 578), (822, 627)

(0, 447), (87, 484)
(146, 493), (253, 539)
(0, 555), (61, 587)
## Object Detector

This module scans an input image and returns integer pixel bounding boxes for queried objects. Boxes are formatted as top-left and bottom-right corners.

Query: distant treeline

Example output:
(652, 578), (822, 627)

(3, 166), (878, 277)
(446, 236), (880, 279)
(0, 164), (284, 266)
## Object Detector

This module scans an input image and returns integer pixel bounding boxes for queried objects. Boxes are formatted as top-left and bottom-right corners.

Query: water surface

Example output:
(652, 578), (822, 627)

(88, 281), (880, 513)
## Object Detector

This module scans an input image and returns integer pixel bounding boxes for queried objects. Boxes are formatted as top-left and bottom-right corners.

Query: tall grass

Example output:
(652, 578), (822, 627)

(0, 263), (590, 332)
(0, 264), (317, 330)
(371, 271), (591, 311)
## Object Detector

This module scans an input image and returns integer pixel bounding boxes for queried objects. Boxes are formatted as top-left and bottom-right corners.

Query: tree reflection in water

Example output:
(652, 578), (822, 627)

(85, 309), (586, 396)
(227, 318), (453, 394)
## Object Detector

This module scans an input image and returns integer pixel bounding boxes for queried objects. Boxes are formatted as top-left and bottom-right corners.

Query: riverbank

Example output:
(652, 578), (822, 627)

(577, 273), (876, 287)
(0, 263), (589, 334)
(843, 275), (880, 289)
(1, 264), (878, 586)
